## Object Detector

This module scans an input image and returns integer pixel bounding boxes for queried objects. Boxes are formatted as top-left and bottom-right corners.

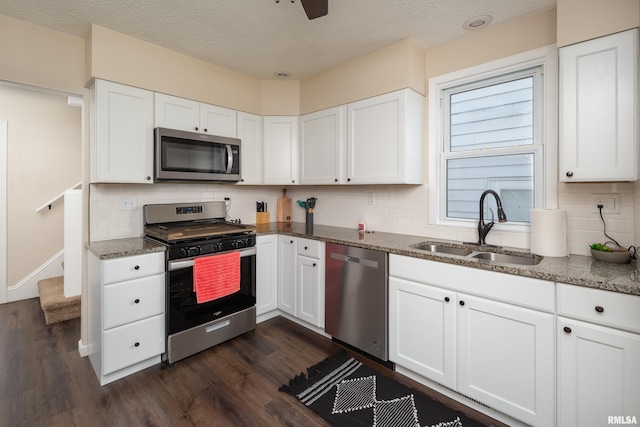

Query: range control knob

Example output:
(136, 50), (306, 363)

(183, 246), (201, 257)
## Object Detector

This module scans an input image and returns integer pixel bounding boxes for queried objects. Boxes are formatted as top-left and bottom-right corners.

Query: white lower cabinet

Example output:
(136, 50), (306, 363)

(276, 236), (325, 327)
(389, 254), (554, 426)
(277, 236), (297, 316)
(296, 238), (325, 328)
(456, 292), (554, 426)
(556, 283), (640, 427)
(389, 277), (455, 388)
(256, 235), (278, 317)
(88, 250), (166, 386)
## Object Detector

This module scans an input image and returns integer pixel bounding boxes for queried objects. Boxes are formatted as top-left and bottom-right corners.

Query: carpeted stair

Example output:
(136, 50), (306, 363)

(37, 276), (81, 325)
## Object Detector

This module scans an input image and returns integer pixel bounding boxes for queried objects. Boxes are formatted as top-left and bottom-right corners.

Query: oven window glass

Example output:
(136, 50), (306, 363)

(161, 137), (228, 174)
(168, 252), (256, 335)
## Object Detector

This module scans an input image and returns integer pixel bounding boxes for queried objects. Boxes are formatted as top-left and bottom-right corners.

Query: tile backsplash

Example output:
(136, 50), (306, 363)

(90, 181), (638, 256)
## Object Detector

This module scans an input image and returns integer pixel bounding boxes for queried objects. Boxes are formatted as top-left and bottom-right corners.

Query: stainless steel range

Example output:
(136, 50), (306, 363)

(144, 201), (256, 364)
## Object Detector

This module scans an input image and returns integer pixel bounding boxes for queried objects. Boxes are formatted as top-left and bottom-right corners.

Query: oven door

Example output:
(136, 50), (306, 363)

(154, 127), (240, 182)
(167, 246), (256, 336)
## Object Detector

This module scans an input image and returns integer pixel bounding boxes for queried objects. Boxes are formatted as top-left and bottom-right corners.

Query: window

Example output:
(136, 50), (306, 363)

(429, 46), (557, 232)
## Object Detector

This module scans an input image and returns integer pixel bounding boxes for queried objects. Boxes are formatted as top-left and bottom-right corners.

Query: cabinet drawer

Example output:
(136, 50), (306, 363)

(557, 283), (640, 333)
(297, 238), (324, 259)
(102, 314), (165, 375)
(103, 273), (165, 329)
(103, 252), (165, 285)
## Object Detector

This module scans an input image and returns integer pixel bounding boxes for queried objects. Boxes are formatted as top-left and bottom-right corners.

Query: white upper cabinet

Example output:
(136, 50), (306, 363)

(155, 93), (237, 138)
(299, 106), (347, 185)
(263, 116), (299, 185)
(347, 88), (425, 184)
(299, 89), (425, 185)
(237, 112), (263, 185)
(91, 79), (154, 184)
(559, 28), (639, 182)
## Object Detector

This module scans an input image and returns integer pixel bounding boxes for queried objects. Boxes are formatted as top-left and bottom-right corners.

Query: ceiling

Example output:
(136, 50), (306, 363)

(0, 0), (556, 80)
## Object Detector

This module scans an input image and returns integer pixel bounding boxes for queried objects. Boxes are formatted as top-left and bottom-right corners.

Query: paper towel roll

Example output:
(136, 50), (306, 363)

(530, 209), (568, 257)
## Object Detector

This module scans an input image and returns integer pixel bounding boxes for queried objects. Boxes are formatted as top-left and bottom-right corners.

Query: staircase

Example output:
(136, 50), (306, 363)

(35, 187), (82, 325)
(37, 276), (80, 325)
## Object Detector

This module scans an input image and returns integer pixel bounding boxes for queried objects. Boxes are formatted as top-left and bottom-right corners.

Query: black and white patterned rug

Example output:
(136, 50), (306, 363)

(280, 350), (490, 427)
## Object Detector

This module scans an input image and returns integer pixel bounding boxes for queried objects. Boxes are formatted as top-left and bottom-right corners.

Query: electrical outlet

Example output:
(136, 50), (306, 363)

(367, 192), (376, 205)
(119, 197), (138, 211)
(591, 193), (620, 214)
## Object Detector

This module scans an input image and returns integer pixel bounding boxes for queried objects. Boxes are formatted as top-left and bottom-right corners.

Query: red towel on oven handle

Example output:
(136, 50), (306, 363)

(193, 252), (241, 304)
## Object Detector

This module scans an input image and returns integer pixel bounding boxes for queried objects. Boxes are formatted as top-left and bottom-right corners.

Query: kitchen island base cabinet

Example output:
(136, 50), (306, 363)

(88, 250), (166, 386)
(389, 254), (554, 427)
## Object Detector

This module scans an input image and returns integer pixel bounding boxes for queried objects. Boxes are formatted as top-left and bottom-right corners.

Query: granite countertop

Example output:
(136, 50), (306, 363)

(256, 222), (640, 297)
(85, 223), (639, 296)
(86, 237), (166, 259)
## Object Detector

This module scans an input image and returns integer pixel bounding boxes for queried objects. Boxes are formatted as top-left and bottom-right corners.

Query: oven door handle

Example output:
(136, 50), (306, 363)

(168, 246), (256, 271)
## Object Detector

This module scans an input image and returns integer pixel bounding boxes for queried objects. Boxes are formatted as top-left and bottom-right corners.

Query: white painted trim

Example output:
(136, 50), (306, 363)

(428, 44), (559, 233)
(78, 339), (88, 357)
(7, 250), (64, 302)
(0, 120), (6, 304)
(63, 189), (82, 297)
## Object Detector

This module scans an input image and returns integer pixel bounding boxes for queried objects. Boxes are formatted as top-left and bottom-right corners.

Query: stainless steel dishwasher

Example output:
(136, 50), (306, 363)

(325, 243), (389, 361)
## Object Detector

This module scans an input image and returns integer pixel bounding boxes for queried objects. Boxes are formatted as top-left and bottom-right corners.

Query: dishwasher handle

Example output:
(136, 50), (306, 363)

(329, 252), (379, 269)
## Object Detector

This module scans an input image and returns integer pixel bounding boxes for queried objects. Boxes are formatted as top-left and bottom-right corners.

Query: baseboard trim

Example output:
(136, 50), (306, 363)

(7, 250), (64, 302)
(78, 339), (88, 357)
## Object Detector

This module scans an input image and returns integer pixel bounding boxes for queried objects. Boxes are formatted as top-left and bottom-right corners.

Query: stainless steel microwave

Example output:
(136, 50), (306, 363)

(154, 127), (241, 182)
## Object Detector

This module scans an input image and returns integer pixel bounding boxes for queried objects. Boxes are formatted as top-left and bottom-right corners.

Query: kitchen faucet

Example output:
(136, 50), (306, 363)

(477, 190), (507, 245)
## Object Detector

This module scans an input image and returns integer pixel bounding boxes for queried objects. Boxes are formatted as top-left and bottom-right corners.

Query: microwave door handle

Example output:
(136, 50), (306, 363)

(226, 145), (233, 174)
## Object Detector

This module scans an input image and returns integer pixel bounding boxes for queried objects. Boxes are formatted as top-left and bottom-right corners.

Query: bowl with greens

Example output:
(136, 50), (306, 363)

(589, 243), (631, 264)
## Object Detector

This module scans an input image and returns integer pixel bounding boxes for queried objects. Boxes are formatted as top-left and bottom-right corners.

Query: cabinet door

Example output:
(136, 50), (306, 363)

(299, 106), (346, 185)
(92, 80), (154, 183)
(347, 89), (424, 184)
(557, 317), (640, 427)
(457, 293), (554, 426)
(256, 235), (278, 316)
(296, 256), (324, 327)
(200, 103), (237, 138)
(237, 112), (263, 185)
(154, 93), (200, 132)
(263, 116), (299, 185)
(389, 277), (455, 389)
(277, 236), (297, 315)
(559, 29), (639, 182)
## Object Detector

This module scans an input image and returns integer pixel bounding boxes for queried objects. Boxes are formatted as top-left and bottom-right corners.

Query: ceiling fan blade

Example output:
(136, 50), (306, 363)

(300, 0), (328, 20)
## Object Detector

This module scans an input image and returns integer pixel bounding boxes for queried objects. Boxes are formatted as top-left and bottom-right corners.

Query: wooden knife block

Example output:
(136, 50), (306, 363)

(255, 212), (270, 224)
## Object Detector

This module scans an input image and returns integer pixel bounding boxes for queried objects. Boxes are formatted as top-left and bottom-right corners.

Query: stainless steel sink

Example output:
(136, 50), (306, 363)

(471, 252), (541, 265)
(409, 241), (542, 266)
(410, 242), (473, 257)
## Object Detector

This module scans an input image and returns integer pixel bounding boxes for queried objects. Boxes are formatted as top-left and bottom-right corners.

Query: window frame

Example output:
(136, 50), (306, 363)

(428, 45), (558, 233)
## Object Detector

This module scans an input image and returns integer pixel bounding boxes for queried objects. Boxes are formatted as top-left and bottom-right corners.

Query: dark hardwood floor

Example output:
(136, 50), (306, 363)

(0, 298), (508, 427)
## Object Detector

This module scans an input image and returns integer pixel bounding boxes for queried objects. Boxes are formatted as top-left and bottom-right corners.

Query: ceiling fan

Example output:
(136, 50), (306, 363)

(276, 0), (328, 20)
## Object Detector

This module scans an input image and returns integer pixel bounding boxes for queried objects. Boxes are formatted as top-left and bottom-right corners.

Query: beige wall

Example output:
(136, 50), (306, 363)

(557, 0), (640, 47)
(0, 14), (85, 95)
(0, 85), (82, 286)
(425, 9), (557, 79)
(299, 38), (426, 114)
(88, 24), (264, 114)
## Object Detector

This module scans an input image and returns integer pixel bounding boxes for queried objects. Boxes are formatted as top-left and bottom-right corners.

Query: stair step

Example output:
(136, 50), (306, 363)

(37, 276), (80, 325)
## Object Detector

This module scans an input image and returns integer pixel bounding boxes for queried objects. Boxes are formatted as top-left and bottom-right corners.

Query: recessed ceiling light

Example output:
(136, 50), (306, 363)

(274, 71), (292, 79)
(463, 15), (493, 31)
